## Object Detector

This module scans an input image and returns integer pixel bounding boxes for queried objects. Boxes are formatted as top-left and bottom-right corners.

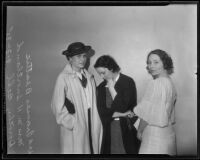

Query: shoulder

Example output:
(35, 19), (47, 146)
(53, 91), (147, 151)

(57, 72), (65, 80)
(119, 73), (135, 85)
(97, 80), (107, 89)
(53, 72), (66, 88)
(148, 77), (173, 92)
(84, 69), (95, 79)
(155, 77), (172, 87)
(84, 69), (91, 76)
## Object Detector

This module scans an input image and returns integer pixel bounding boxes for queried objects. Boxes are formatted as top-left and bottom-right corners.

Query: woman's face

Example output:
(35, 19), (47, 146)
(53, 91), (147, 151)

(95, 67), (113, 81)
(69, 53), (87, 71)
(147, 54), (166, 77)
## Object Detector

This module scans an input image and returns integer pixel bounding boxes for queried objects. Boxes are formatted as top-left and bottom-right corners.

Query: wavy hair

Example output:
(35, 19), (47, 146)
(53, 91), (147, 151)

(146, 49), (174, 75)
(94, 55), (120, 73)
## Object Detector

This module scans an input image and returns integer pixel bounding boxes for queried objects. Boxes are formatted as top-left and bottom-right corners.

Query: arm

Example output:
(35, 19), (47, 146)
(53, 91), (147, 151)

(137, 118), (148, 140)
(134, 79), (170, 128)
(51, 74), (75, 130)
(112, 110), (135, 118)
(108, 78), (137, 118)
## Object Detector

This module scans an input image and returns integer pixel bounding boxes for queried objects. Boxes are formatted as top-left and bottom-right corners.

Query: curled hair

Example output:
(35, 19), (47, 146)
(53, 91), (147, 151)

(94, 55), (120, 73)
(146, 49), (174, 75)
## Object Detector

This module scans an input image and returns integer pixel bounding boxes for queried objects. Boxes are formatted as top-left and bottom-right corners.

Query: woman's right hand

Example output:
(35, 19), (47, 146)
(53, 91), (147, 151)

(137, 130), (142, 141)
(112, 110), (134, 118)
(126, 110), (135, 118)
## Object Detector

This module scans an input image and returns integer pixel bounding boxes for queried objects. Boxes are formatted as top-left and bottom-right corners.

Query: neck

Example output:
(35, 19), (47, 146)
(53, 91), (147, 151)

(153, 71), (169, 79)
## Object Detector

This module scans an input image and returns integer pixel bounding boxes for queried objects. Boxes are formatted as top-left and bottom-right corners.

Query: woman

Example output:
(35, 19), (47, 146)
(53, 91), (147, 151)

(51, 42), (102, 154)
(94, 55), (140, 154)
(133, 49), (177, 155)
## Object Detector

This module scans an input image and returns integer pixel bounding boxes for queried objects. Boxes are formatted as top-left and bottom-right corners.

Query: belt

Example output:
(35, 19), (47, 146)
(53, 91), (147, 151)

(114, 117), (120, 121)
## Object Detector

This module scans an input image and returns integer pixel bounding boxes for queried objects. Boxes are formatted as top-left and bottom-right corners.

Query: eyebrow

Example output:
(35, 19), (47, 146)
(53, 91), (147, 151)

(148, 59), (160, 62)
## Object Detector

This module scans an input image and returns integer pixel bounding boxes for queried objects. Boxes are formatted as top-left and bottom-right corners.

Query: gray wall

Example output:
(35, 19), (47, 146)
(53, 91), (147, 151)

(5, 6), (197, 155)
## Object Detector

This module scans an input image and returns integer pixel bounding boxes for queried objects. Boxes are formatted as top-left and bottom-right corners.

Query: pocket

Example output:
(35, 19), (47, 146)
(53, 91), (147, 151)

(64, 114), (76, 130)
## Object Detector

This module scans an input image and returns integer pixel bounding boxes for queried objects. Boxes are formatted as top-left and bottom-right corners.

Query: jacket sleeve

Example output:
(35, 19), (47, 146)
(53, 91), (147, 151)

(51, 74), (75, 130)
(108, 78), (137, 118)
(96, 81), (113, 123)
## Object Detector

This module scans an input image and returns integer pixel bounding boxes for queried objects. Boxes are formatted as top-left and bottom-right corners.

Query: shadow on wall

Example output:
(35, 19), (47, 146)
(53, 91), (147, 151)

(175, 97), (197, 156)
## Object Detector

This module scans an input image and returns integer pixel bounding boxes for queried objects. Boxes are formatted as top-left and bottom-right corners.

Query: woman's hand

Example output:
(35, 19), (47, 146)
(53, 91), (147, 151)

(122, 110), (135, 118)
(137, 130), (142, 141)
(107, 79), (115, 89)
(112, 110), (136, 118)
(126, 110), (135, 118)
(107, 79), (117, 99)
(137, 118), (148, 141)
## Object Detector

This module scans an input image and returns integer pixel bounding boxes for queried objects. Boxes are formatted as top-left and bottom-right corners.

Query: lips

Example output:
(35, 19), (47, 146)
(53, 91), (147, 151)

(150, 70), (157, 73)
(79, 63), (85, 66)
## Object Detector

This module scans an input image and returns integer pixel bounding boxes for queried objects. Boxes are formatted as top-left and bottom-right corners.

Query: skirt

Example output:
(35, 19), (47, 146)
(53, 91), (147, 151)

(110, 120), (126, 154)
(139, 125), (177, 155)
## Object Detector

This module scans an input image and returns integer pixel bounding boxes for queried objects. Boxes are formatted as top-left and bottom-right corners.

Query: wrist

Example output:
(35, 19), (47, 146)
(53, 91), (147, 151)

(108, 85), (115, 91)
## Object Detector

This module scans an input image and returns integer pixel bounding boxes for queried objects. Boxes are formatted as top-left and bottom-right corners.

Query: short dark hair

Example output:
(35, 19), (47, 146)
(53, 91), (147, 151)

(146, 49), (174, 75)
(94, 55), (120, 73)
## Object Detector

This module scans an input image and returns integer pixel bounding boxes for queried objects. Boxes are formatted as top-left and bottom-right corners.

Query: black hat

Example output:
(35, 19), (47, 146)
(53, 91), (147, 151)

(62, 42), (93, 57)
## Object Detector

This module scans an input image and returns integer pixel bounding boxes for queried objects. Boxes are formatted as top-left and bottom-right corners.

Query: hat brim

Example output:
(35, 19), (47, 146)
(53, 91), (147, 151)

(62, 46), (93, 57)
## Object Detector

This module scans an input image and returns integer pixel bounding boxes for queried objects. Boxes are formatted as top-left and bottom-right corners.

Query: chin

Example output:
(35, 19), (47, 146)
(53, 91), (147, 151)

(151, 73), (158, 77)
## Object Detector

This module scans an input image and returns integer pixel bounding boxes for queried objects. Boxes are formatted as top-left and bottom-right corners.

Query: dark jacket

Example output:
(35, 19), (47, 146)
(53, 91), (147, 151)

(97, 73), (140, 154)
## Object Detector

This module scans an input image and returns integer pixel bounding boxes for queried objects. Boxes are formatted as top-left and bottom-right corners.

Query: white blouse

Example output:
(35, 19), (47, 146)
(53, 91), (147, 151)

(134, 77), (177, 128)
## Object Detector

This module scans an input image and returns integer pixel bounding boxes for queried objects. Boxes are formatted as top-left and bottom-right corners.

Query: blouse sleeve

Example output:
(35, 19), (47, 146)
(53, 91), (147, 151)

(51, 74), (75, 130)
(134, 79), (169, 127)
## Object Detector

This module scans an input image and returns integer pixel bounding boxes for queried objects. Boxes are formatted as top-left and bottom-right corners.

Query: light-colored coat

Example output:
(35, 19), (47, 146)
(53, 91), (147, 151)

(51, 63), (103, 154)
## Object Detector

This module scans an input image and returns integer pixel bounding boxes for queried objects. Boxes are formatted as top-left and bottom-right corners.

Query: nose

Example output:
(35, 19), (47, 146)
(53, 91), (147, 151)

(80, 55), (86, 62)
(148, 63), (154, 69)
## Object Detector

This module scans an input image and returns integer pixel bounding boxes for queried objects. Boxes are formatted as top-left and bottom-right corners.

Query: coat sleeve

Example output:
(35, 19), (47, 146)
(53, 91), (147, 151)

(51, 74), (75, 130)
(96, 81), (113, 123)
(134, 79), (169, 127)
(108, 78), (137, 117)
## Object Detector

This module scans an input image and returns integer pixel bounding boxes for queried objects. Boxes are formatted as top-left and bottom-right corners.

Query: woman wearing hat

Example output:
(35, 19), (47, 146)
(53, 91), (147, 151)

(94, 55), (140, 154)
(51, 42), (102, 154)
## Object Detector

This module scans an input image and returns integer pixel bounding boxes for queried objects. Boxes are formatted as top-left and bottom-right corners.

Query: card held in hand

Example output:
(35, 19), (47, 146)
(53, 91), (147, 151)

(64, 97), (75, 114)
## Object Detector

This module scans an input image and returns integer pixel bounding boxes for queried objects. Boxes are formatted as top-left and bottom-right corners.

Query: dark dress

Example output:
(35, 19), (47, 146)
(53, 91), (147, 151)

(97, 73), (140, 154)
(106, 88), (126, 153)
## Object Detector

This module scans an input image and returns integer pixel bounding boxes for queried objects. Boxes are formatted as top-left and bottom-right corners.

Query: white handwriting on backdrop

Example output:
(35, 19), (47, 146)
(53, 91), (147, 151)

(6, 26), (34, 154)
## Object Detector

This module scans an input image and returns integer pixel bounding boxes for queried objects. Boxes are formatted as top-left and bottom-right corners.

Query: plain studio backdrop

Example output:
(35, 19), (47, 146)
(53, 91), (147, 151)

(5, 5), (197, 155)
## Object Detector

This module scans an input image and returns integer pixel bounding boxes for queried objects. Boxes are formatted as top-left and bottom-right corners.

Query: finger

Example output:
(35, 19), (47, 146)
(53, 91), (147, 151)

(129, 114), (134, 118)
